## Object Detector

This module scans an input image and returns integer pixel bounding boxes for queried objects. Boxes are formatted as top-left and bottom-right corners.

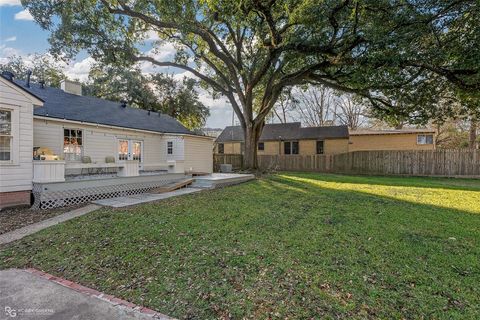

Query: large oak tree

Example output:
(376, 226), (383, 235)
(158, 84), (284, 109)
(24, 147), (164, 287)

(23, 0), (480, 168)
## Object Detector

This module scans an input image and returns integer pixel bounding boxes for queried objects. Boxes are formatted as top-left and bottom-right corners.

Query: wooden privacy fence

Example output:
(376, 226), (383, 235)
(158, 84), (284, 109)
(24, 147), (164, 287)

(331, 150), (480, 177)
(213, 154), (243, 171)
(214, 149), (480, 177)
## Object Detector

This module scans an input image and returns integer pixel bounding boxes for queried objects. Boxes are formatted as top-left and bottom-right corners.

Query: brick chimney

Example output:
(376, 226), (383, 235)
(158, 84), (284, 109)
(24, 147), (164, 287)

(60, 79), (82, 95)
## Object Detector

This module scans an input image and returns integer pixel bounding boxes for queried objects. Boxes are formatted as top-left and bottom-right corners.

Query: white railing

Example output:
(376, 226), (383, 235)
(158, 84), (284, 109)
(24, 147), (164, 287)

(33, 160), (66, 183)
(117, 160), (139, 177)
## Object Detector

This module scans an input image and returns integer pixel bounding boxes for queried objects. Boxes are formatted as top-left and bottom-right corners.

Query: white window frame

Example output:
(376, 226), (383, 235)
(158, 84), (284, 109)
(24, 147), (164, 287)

(417, 134), (434, 145)
(117, 138), (144, 169)
(0, 105), (19, 166)
(63, 128), (84, 161)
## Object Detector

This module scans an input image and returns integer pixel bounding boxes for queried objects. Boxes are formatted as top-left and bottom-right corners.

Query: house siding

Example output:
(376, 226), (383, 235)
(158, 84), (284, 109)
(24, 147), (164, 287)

(349, 133), (435, 151)
(33, 118), (210, 171)
(216, 139), (349, 155)
(218, 142), (243, 154)
(258, 141), (280, 155)
(325, 139), (349, 154)
(0, 80), (35, 197)
(184, 136), (213, 173)
(34, 118), (164, 165)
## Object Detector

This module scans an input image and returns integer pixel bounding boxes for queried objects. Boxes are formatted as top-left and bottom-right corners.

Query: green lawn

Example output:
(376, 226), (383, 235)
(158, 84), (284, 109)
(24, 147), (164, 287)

(1, 173), (480, 319)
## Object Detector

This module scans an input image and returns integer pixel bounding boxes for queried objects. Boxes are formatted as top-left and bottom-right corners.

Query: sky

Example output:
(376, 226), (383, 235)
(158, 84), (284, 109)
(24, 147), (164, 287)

(0, 0), (236, 129)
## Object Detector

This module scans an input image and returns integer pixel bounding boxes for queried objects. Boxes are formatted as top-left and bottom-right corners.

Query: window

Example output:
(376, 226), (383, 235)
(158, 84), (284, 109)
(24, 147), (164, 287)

(417, 134), (434, 145)
(258, 142), (265, 151)
(218, 143), (224, 154)
(0, 109), (12, 161)
(316, 140), (324, 154)
(118, 140), (129, 160)
(167, 141), (173, 154)
(63, 128), (83, 161)
(292, 141), (299, 154)
(284, 141), (299, 155)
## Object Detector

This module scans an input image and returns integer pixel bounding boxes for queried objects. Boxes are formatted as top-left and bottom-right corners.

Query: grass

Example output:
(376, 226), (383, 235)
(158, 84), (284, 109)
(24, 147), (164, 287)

(1, 173), (480, 319)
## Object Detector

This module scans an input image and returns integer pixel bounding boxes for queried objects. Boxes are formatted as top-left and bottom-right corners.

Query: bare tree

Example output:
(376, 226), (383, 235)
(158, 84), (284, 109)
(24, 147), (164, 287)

(272, 89), (296, 124)
(335, 95), (367, 130)
(293, 86), (337, 127)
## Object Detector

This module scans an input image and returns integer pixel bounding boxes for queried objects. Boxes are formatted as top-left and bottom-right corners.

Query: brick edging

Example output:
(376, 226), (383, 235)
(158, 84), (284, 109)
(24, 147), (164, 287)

(24, 268), (170, 319)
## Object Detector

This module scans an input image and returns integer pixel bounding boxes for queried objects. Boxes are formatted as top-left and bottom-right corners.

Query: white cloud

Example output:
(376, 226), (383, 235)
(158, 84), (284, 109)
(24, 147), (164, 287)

(145, 30), (160, 42)
(4, 36), (16, 42)
(0, 44), (22, 64)
(0, 0), (21, 6)
(138, 43), (178, 74)
(65, 56), (95, 82)
(14, 9), (34, 21)
(205, 98), (238, 128)
(1, 46), (20, 56)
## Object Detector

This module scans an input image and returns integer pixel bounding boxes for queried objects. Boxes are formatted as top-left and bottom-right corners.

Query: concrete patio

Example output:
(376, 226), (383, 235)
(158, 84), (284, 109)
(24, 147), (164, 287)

(0, 269), (171, 320)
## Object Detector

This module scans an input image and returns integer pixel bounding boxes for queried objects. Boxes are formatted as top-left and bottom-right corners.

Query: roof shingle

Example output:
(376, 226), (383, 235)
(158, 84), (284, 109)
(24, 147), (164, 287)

(14, 80), (193, 135)
(216, 123), (349, 142)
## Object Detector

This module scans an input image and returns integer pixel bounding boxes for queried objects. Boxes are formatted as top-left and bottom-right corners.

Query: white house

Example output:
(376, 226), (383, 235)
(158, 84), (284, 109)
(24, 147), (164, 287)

(0, 73), (213, 209)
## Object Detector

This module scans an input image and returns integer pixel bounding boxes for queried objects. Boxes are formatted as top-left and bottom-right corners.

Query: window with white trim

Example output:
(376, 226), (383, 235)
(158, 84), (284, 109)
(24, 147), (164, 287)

(167, 141), (173, 154)
(63, 128), (83, 161)
(0, 109), (12, 161)
(417, 134), (434, 145)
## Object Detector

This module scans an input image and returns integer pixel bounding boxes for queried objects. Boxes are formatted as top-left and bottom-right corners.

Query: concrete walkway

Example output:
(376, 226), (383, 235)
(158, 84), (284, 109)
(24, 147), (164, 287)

(0, 204), (100, 246)
(93, 187), (202, 208)
(0, 269), (170, 319)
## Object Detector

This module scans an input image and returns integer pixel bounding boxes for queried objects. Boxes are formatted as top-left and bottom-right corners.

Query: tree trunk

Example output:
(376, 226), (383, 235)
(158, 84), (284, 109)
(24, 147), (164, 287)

(243, 122), (263, 170)
(469, 117), (477, 149)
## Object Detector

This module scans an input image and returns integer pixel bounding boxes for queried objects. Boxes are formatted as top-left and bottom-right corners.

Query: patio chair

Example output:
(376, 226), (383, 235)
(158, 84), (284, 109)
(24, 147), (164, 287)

(105, 156), (116, 174)
(81, 156), (92, 175)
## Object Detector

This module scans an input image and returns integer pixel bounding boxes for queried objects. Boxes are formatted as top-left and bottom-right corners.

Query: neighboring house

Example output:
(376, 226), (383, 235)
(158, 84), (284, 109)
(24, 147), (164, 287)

(349, 129), (436, 151)
(201, 127), (223, 138)
(214, 123), (436, 155)
(0, 74), (213, 209)
(215, 123), (350, 155)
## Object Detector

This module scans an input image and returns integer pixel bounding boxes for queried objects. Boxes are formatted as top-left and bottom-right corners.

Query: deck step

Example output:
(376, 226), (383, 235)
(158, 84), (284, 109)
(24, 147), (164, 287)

(148, 178), (194, 194)
(191, 173), (255, 189)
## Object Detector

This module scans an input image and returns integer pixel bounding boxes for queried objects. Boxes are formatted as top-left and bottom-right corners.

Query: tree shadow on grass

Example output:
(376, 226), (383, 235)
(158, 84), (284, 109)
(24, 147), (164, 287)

(256, 176), (480, 317)
(271, 173), (480, 215)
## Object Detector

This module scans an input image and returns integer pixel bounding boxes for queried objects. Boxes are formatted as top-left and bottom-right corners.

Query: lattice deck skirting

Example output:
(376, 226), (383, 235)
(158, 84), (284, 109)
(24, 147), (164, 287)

(32, 174), (188, 209)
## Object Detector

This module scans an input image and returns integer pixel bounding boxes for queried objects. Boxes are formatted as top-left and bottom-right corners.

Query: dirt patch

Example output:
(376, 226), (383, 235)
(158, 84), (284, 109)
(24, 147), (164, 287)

(0, 205), (83, 235)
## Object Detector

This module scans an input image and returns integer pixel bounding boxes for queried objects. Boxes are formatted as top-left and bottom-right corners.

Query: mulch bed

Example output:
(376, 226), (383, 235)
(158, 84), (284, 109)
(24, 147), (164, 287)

(0, 205), (83, 235)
